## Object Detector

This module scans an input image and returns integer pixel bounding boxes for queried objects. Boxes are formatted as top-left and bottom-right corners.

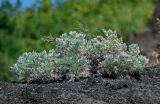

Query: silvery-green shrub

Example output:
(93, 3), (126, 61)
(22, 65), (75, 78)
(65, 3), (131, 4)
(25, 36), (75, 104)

(11, 51), (55, 81)
(99, 30), (148, 76)
(11, 31), (90, 82)
(11, 29), (149, 82)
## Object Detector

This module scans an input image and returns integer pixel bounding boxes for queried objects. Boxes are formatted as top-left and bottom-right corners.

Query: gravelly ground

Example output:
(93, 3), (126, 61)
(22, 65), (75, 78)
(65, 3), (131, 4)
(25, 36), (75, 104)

(1, 66), (160, 104)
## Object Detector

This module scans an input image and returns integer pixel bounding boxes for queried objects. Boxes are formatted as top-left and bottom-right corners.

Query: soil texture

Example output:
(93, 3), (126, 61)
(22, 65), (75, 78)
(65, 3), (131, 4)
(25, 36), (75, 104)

(1, 66), (160, 104)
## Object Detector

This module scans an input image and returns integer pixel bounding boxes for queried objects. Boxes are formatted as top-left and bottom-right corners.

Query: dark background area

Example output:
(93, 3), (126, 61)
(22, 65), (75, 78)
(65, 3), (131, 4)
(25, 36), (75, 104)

(0, 0), (156, 80)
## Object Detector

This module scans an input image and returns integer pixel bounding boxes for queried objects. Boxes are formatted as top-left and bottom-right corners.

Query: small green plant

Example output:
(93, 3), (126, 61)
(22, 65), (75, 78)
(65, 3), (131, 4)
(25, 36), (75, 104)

(98, 30), (148, 77)
(11, 51), (55, 82)
(11, 29), (148, 82)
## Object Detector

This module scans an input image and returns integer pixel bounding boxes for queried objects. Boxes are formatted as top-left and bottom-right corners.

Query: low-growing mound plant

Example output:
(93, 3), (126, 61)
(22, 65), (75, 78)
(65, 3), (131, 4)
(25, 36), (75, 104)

(11, 29), (149, 82)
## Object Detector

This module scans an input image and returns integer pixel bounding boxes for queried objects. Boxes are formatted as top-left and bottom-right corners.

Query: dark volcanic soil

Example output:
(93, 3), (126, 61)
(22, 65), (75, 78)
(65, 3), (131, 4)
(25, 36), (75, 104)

(1, 66), (160, 104)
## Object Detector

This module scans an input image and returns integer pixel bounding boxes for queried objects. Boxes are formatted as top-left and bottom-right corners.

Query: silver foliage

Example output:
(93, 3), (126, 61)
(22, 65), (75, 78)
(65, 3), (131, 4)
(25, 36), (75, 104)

(11, 29), (148, 82)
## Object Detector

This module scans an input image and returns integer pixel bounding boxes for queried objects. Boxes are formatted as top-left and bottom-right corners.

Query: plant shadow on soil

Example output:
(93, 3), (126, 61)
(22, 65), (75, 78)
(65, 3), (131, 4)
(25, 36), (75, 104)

(1, 66), (160, 104)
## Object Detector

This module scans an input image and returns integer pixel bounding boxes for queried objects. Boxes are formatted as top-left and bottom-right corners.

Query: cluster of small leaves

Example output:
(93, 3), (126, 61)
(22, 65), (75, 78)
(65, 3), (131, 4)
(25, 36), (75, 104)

(11, 51), (55, 82)
(11, 29), (149, 82)
(99, 31), (148, 76)
(11, 31), (91, 82)
(100, 44), (148, 76)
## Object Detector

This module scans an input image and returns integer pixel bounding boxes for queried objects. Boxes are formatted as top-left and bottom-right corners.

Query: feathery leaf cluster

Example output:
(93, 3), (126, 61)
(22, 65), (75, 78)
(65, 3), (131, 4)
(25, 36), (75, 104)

(11, 29), (148, 82)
